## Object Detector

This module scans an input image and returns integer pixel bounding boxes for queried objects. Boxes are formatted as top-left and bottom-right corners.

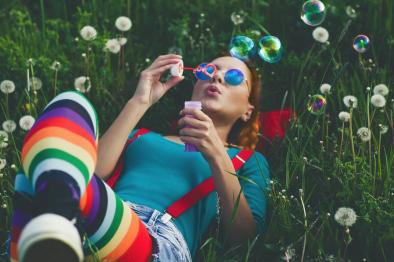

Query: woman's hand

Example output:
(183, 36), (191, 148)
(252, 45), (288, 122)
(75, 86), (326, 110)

(178, 108), (227, 162)
(132, 54), (184, 107)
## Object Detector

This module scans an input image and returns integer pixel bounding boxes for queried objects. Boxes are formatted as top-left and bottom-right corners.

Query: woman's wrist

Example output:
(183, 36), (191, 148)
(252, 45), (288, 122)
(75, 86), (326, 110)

(128, 96), (152, 110)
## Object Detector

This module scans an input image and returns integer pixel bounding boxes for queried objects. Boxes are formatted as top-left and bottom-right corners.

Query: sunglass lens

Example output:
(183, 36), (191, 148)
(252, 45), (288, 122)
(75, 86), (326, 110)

(224, 69), (244, 86)
(195, 63), (210, 80)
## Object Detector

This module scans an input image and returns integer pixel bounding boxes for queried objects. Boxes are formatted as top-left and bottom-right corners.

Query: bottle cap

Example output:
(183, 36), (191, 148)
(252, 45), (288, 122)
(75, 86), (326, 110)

(184, 101), (202, 109)
(170, 61), (184, 77)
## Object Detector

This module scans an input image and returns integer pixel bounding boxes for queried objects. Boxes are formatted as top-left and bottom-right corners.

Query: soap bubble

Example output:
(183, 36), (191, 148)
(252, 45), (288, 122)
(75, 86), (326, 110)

(229, 36), (256, 61)
(258, 36), (283, 63)
(307, 95), (327, 115)
(353, 35), (370, 53)
(301, 0), (326, 26)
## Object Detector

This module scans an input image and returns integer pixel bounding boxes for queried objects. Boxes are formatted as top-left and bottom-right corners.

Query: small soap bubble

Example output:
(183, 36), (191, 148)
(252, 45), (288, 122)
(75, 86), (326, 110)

(307, 94), (327, 115)
(229, 36), (256, 61)
(353, 35), (370, 53)
(301, 0), (326, 26)
(258, 36), (283, 63)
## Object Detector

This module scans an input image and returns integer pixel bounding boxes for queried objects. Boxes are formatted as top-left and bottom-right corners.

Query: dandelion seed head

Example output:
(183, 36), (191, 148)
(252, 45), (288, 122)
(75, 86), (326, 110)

(74, 76), (91, 93)
(0, 159), (6, 170)
(312, 27), (329, 43)
(0, 80), (16, 94)
(80, 25), (97, 41)
(373, 84), (389, 96)
(2, 120), (16, 133)
(118, 37), (127, 46)
(105, 39), (121, 54)
(0, 130), (8, 148)
(319, 83), (331, 94)
(50, 61), (61, 71)
(19, 115), (35, 131)
(379, 124), (388, 134)
(338, 111), (351, 122)
(28, 77), (42, 91)
(357, 127), (371, 142)
(115, 16), (132, 31)
(371, 94), (386, 108)
(334, 207), (357, 227)
(231, 11), (246, 25)
(343, 95), (358, 108)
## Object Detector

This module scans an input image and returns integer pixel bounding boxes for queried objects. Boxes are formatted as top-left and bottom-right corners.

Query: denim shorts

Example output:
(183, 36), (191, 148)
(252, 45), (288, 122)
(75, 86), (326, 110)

(126, 202), (193, 262)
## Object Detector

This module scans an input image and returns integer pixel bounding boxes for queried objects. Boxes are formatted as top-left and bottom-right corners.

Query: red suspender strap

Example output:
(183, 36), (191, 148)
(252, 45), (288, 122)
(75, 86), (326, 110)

(166, 149), (254, 219)
(106, 128), (150, 188)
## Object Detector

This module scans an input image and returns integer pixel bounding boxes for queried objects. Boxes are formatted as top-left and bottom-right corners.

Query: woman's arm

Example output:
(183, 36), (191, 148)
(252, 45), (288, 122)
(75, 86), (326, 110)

(94, 98), (149, 180)
(95, 54), (184, 179)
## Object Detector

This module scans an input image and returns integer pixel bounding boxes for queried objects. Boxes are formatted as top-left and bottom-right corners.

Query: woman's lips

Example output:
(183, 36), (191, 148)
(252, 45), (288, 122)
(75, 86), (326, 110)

(205, 85), (221, 97)
(205, 89), (220, 97)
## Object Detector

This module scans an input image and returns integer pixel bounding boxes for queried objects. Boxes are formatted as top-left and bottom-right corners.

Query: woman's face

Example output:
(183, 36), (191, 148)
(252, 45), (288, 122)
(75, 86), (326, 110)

(191, 56), (254, 122)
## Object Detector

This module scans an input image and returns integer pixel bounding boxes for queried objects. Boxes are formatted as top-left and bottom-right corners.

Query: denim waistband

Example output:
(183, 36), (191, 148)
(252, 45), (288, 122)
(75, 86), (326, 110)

(125, 201), (192, 261)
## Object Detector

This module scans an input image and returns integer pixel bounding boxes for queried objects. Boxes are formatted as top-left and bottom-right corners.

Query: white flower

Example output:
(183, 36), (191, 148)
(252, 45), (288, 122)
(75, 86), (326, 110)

(312, 27), (329, 43)
(0, 159), (6, 170)
(0, 130), (8, 148)
(2, 120), (16, 133)
(28, 77), (42, 91)
(105, 39), (121, 54)
(357, 127), (371, 142)
(19, 115), (35, 131)
(334, 207), (357, 227)
(50, 61), (61, 71)
(74, 76), (91, 93)
(343, 95), (358, 108)
(80, 25), (97, 41)
(0, 80), (15, 94)
(371, 94), (386, 108)
(373, 84), (389, 96)
(118, 37), (127, 46)
(115, 16), (132, 31)
(338, 112), (351, 122)
(320, 83), (331, 94)
(379, 124), (388, 134)
(231, 11), (246, 25)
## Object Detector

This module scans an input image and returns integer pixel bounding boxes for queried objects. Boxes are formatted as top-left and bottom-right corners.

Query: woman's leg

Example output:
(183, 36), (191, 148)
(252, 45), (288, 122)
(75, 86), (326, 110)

(12, 90), (152, 261)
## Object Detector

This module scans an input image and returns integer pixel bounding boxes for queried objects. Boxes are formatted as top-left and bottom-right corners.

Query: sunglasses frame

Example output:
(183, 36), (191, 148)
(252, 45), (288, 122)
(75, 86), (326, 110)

(193, 63), (250, 89)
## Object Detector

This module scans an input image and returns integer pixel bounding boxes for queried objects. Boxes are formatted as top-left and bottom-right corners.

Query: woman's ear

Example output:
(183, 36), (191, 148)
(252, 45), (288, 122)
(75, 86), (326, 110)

(241, 104), (254, 122)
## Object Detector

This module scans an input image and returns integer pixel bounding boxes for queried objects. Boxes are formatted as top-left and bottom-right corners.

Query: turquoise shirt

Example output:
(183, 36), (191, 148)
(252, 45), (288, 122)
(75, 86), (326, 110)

(114, 130), (270, 257)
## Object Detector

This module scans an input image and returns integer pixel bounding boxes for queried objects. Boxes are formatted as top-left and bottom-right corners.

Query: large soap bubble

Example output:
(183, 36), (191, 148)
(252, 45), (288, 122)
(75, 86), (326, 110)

(229, 36), (256, 61)
(258, 36), (283, 63)
(301, 0), (326, 26)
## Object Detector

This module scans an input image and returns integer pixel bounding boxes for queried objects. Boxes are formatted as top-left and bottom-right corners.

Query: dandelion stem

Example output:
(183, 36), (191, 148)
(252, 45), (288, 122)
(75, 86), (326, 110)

(367, 89), (372, 178)
(54, 69), (58, 97)
(378, 132), (382, 180)
(339, 122), (345, 157)
(299, 191), (307, 262)
(349, 107), (356, 173)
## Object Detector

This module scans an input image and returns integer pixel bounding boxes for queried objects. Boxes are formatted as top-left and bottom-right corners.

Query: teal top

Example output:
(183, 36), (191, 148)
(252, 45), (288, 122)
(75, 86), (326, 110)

(114, 129), (270, 257)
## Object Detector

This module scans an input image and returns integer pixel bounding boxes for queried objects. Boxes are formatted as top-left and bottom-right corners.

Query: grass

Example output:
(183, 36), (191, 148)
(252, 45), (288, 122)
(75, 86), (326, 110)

(0, 0), (393, 261)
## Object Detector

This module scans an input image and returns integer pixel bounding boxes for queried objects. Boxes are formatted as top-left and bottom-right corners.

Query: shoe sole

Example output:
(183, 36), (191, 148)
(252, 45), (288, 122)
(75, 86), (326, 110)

(18, 213), (83, 262)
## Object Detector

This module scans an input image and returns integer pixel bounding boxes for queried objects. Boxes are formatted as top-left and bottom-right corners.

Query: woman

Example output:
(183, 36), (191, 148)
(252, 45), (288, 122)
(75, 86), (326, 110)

(10, 54), (270, 261)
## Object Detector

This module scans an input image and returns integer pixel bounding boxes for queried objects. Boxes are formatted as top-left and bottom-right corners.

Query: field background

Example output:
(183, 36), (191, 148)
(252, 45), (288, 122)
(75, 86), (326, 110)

(0, 0), (393, 261)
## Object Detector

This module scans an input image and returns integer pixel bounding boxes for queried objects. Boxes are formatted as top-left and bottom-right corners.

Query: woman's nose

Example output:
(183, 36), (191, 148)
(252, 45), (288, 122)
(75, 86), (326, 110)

(210, 71), (224, 84)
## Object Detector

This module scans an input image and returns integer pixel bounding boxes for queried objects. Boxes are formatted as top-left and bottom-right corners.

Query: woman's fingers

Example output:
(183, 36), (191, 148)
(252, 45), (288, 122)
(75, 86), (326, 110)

(178, 116), (207, 130)
(149, 58), (182, 70)
(148, 63), (177, 77)
(163, 76), (184, 91)
(150, 54), (182, 67)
